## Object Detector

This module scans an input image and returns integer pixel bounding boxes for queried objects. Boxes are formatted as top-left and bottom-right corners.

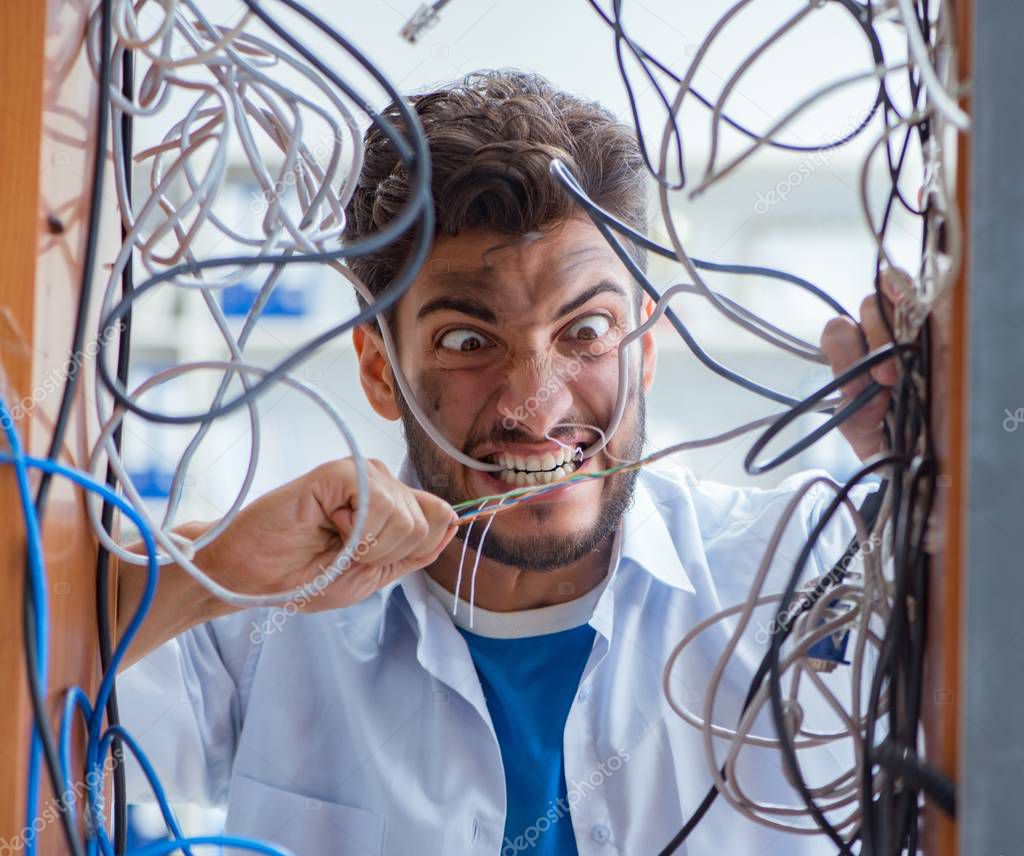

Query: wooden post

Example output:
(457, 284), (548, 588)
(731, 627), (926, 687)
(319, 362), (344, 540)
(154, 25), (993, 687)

(0, 0), (116, 850)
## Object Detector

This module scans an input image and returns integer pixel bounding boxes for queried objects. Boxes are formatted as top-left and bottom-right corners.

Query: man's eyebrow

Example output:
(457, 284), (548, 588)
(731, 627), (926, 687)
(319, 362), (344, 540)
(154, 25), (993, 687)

(556, 281), (629, 318)
(415, 276), (628, 324)
(416, 295), (498, 324)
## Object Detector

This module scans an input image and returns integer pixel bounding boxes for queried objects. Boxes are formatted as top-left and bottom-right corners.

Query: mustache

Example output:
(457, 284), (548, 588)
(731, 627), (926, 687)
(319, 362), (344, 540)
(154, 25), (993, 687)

(463, 418), (599, 456)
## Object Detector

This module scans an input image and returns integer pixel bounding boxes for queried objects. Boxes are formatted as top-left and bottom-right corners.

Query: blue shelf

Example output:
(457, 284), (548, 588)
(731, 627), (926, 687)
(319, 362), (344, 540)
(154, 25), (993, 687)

(221, 282), (309, 317)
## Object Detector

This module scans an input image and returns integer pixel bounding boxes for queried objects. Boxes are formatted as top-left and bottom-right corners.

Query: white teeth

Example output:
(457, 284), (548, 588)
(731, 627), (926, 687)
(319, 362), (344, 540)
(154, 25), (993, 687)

(496, 458), (579, 487)
(493, 449), (582, 478)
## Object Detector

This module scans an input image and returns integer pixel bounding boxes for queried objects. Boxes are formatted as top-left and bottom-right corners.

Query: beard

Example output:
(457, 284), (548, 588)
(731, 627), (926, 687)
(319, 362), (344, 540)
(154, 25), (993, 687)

(396, 386), (646, 572)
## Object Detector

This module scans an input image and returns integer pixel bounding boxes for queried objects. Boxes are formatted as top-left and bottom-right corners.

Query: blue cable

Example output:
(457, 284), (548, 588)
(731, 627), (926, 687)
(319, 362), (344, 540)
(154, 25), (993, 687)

(128, 838), (294, 856)
(59, 687), (95, 834)
(94, 727), (196, 856)
(0, 401), (51, 853)
(0, 448), (187, 856)
(0, 395), (290, 856)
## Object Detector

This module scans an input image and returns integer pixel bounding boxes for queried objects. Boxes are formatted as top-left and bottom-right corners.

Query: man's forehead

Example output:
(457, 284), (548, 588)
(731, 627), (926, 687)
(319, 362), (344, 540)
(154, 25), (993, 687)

(425, 226), (623, 296)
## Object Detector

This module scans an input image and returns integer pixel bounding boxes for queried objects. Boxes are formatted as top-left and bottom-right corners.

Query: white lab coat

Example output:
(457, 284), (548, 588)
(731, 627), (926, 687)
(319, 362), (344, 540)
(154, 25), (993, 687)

(120, 463), (871, 855)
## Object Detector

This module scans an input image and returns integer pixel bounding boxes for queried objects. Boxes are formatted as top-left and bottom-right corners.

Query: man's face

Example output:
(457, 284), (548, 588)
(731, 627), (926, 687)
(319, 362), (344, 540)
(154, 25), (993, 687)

(361, 217), (656, 570)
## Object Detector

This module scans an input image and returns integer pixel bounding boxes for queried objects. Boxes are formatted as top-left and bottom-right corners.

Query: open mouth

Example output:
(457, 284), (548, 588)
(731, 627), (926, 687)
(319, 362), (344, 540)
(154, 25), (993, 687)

(484, 446), (582, 486)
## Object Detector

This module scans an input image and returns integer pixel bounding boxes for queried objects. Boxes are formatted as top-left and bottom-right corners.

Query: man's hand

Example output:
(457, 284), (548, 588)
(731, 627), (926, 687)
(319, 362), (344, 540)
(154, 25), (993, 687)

(202, 457), (458, 609)
(820, 268), (910, 462)
(119, 458), (458, 668)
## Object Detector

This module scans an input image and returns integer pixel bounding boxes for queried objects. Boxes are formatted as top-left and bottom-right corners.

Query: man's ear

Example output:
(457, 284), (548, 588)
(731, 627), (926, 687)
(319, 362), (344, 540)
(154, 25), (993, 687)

(353, 324), (401, 421)
(639, 295), (658, 393)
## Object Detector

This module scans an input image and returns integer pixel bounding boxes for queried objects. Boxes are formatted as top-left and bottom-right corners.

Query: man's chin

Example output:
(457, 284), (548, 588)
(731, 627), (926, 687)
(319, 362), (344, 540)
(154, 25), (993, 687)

(457, 525), (608, 572)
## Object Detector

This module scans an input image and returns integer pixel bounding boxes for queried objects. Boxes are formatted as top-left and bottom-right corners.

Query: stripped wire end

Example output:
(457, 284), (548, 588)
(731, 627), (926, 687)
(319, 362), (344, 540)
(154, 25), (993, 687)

(400, 3), (445, 44)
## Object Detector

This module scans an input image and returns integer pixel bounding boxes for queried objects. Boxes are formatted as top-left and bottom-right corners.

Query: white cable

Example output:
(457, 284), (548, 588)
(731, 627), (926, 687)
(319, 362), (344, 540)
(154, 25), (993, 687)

(894, 0), (969, 130)
(662, 471), (892, 833)
(86, 0), (389, 607)
(86, 362), (369, 608)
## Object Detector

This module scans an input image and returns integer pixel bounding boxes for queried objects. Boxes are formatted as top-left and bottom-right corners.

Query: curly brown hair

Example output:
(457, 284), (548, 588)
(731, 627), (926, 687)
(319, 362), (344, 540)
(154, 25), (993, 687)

(344, 69), (647, 313)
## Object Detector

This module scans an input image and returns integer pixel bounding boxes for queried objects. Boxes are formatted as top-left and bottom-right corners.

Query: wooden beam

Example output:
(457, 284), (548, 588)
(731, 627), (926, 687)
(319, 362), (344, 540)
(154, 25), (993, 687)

(0, 1), (115, 850)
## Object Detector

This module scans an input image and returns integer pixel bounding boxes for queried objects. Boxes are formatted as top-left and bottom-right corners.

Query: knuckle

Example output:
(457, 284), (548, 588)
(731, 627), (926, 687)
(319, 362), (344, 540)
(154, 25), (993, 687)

(312, 458), (354, 490)
(395, 488), (419, 516)
(394, 505), (416, 536)
(372, 482), (397, 513)
(316, 458), (346, 479)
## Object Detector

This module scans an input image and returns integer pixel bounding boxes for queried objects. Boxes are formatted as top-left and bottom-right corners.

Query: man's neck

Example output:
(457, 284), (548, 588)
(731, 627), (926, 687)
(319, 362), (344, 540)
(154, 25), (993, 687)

(425, 531), (616, 612)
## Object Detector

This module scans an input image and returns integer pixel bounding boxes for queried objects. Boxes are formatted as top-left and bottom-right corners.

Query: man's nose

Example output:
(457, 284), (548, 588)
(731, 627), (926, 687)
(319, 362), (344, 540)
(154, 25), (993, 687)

(495, 352), (576, 437)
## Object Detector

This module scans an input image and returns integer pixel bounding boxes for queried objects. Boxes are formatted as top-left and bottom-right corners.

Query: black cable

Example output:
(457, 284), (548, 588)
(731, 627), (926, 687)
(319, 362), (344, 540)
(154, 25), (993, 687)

(874, 738), (955, 818)
(549, 158), (853, 319)
(21, 608), (86, 856)
(743, 344), (918, 476)
(857, 118), (937, 856)
(658, 485), (889, 855)
(859, 12), (939, 844)
(582, 2), (944, 849)
(607, 0), (685, 189)
(95, 40), (135, 856)
(590, 1), (943, 850)
(571, 184), (809, 406)
(586, 0), (886, 173)
(766, 454), (904, 852)
(549, 160), (866, 411)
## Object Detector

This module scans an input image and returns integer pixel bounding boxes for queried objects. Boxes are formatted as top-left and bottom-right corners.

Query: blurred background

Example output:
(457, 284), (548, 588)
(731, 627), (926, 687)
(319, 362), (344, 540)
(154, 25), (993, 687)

(119, 0), (921, 839)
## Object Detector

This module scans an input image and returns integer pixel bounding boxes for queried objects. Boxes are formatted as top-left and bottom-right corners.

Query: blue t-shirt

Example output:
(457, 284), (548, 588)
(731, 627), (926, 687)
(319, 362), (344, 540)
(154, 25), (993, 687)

(458, 623), (597, 856)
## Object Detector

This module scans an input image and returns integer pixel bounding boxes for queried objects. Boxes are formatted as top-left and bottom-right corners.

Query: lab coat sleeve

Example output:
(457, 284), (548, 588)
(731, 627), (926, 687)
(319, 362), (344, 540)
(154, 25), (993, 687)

(118, 615), (252, 808)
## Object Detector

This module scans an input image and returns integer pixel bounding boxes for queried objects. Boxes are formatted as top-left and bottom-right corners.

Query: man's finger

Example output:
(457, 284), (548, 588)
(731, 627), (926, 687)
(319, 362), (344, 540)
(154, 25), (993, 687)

(406, 491), (458, 564)
(359, 487), (428, 569)
(820, 316), (870, 400)
(859, 293), (900, 386)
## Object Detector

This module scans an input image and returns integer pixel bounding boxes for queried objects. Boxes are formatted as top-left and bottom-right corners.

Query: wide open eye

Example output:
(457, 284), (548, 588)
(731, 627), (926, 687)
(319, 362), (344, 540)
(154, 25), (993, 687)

(562, 313), (612, 342)
(438, 328), (494, 352)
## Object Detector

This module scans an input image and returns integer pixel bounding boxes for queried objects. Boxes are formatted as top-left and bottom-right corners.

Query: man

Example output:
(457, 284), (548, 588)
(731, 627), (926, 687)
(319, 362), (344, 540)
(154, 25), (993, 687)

(119, 70), (896, 855)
